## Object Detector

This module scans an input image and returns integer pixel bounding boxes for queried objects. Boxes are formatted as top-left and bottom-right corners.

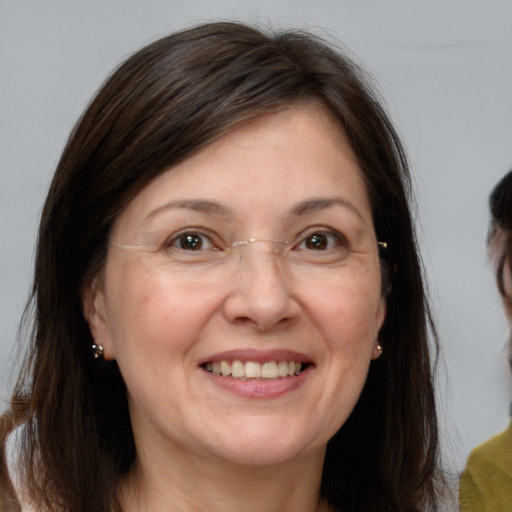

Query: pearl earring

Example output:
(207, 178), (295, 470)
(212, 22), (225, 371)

(91, 343), (104, 359)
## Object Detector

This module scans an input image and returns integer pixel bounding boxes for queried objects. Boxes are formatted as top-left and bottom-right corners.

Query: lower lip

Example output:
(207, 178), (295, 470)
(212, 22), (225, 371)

(202, 366), (312, 399)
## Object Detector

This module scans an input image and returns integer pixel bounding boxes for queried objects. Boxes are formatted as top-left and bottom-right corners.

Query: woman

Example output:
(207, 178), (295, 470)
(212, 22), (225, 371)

(459, 169), (512, 511)
(1, 22), (441, 511)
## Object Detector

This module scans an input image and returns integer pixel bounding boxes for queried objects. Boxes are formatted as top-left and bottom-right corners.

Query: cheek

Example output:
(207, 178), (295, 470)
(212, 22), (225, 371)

(303, 273), (382, 421)
(308, 276), (383, 344)
(102, 269), (216, 409)
(305, 289), (379, 446)
(105, 265), (224, 359)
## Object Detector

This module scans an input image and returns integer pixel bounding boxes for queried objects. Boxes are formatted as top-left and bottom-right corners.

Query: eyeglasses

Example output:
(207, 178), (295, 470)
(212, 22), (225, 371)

(109, 230), (387, 275)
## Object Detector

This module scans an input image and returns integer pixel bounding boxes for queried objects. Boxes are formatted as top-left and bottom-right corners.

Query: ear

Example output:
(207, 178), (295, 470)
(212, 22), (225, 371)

(82, 278), (116, 361)
(377, 296), (386, 328)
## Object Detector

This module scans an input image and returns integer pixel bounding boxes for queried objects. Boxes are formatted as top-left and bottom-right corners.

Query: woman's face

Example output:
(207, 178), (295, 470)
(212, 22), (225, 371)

(85, 103), (385, 468)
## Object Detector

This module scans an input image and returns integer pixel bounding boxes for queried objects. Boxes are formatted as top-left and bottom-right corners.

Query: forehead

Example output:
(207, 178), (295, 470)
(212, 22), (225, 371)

(112, 103), (374, 234)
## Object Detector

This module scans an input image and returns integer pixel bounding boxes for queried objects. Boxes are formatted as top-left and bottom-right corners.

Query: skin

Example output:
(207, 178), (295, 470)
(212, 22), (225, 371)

(502, 260), (512, 325)
(84, 102), (386, 512)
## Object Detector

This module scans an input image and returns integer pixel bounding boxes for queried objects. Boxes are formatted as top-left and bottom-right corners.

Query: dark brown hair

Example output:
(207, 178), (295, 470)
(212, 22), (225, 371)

(8, 21), (440, 511)
(488, 170), (512, 299)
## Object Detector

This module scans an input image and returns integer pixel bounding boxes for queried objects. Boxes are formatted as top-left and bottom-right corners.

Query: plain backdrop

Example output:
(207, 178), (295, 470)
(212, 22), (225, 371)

(1, 0), (512, 475)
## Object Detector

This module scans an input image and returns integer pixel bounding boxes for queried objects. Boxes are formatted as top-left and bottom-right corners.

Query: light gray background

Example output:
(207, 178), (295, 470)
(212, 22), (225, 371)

(2, 0), (512, 475)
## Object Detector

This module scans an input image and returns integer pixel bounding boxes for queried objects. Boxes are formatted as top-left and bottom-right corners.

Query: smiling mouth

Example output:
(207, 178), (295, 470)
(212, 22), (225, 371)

(202, 360), (310, 380)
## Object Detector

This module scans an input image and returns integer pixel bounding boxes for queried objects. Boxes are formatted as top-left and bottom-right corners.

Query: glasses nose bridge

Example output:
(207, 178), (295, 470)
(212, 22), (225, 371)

(230, 238), (289, 265)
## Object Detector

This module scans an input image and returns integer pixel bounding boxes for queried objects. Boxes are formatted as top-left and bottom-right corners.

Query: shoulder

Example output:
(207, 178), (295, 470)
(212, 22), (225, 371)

(465, 422), (512, 472)
(459, 421), (512, 512)
(0, 412), (23, 512)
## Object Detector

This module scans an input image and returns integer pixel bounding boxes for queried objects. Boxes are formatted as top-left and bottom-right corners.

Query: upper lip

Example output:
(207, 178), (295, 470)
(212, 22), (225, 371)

(198, 348), (313, 365)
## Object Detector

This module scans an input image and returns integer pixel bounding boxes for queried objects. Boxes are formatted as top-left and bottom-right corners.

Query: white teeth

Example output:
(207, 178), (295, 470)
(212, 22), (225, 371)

(278, 360), (289, 377)
(245, 361), (261, 378)
(261, 361), (278, 379)
(204, 360), (305, 379)
(221, 361), (231, 377)
(231, 360), (244, 378)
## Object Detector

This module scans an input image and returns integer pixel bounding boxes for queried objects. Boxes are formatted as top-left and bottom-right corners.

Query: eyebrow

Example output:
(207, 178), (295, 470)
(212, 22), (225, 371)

(291, 197), (365, 222)
(143, 196), (365, 224)
(144, 200), (231, 222)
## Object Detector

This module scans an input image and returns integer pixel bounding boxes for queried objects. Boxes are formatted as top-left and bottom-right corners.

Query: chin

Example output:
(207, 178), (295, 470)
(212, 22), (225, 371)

(200, 418), (329, 467)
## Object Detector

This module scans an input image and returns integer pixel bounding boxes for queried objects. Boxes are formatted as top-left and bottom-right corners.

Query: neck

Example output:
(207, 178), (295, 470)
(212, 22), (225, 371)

(118, 442), (330, 512)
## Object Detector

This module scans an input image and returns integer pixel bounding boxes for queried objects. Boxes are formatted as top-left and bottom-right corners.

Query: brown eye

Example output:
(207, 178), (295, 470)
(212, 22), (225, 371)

(170, 232), (214, 251)
(304, 234), (328, 250)
(293, 230), (350, 264)
(181, 233), (202, 250)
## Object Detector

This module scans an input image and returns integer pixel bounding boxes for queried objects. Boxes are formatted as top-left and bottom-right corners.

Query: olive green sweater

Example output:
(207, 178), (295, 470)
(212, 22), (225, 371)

(459, 421), (512, 511)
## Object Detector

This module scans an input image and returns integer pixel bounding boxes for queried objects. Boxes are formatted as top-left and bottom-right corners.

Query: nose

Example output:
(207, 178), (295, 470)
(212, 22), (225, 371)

(222, 243), (300, 331)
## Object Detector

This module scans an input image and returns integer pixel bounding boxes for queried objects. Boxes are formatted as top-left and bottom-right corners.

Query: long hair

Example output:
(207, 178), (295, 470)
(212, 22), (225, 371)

(9, 22), (440, 511)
